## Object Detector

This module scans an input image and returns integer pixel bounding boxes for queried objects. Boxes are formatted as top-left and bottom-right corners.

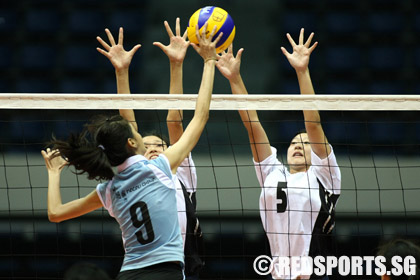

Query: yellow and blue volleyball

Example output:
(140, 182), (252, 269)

(187, 6), (235, 53)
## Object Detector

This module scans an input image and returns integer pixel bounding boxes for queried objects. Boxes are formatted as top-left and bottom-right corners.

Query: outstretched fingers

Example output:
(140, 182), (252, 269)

(280, 46), (291, 58)
(212, 30), (223, 46)
(286, 33), (297, 48)
(305, 32), (318, 53)
(175, 17), (181, 36)
(129, 44), (142, 56)
(194, 23), (201, 42)
(227, 43), (233, 54)
(105, 28), (116, 46)
(190, 42), (198, 53)
(308, 41), (318, 53)
(164, 20), (174, 38)
(208, 25), (217, 39)
(96, 46), (111, 58)
(298, 28), (304, 45)
(201, 22), (208, 39)
(182, 28), (188, 40)
(236, 48), (244, 60)
(118, 27), (124, 46)
(152, 41), (165, 51)
(196, 22), (212, 43)
(96, 36), (111, 51)
(304, 32), (314, 47)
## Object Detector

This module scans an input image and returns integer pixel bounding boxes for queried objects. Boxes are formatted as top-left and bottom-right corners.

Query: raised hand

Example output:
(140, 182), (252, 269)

(191, 22), (223, 62)
(41, 148), (68, 173)
(96, 27), (141, 71)
(216, 44), (244, 81)
(281, 28), (317, 72)
(153, 18), (190, 64)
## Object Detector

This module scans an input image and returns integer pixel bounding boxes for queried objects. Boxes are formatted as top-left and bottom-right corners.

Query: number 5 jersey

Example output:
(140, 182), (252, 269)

(254, 146), (341, 279)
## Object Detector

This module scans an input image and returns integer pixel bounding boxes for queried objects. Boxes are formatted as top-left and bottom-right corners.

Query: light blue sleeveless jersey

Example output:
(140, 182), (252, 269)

(96, 154), (183, 272)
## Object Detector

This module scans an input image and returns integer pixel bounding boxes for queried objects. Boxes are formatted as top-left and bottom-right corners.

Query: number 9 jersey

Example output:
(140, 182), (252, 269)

(254, 146), (341, 280)
(96, 154), (183, 273)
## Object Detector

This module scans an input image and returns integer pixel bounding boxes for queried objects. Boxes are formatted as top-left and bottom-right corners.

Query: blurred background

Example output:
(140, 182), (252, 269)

(1, 0), (420, 279)
(1, 0), (420, 95)
(1, 0), (420, 144)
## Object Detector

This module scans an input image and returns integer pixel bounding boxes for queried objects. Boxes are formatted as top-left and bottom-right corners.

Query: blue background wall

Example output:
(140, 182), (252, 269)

(1, 0), (420, 279)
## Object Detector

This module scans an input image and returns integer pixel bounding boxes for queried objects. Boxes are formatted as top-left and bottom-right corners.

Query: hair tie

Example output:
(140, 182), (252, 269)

(98, 144), (105, 151)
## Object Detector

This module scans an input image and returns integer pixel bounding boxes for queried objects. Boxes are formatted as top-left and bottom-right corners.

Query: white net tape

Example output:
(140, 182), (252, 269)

(1, 93), (420, 110)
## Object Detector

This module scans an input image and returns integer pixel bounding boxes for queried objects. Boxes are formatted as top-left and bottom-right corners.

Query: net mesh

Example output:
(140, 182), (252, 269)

(1, 94), (420, 279)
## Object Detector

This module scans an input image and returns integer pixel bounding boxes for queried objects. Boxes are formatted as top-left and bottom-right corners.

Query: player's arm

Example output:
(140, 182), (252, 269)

(216, 45), (272, 162)
(281, 28), (331, 159)
(154, 18), (190, 146)
(97, 27), (141, 131)
(41, 149), (103, 223)
(164, 23), (221, 170)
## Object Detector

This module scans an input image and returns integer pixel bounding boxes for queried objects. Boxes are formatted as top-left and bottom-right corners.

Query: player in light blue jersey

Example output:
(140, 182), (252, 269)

(97, 19), (204, 279)
(41, 22), (222, 280)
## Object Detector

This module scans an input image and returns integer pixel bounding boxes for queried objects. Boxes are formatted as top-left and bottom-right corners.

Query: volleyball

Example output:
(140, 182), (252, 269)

(187, 6), (236, 53)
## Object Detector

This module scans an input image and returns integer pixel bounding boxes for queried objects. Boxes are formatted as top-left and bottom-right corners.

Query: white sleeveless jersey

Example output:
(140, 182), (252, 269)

(172, 153), (197, 247)
(96, 154), (183, 272)
(254, 146), (341, 279)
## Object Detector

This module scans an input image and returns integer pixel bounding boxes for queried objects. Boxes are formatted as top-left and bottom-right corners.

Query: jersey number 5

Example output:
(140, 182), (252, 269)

(277, 182), (287, 213)
(130, 201), (155, 245)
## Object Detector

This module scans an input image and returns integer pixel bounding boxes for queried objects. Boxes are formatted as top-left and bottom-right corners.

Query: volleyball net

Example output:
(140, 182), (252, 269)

(1, 93), (420, 279)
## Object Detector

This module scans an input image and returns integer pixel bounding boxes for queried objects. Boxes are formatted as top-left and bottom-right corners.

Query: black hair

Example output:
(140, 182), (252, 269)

(64, 262), (112, 280)
(49, 115), (134, 181)
(377, 239), (420, 280)
(291, 128), (307, 141)
(143, 129), (170, 147)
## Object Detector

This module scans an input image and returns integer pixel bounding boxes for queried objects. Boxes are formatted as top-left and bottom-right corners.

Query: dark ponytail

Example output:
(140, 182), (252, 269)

(49, 115), (134, 181)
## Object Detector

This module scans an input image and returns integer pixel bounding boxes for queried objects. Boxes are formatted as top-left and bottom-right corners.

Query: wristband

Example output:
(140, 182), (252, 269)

(205, 58), (217, 63)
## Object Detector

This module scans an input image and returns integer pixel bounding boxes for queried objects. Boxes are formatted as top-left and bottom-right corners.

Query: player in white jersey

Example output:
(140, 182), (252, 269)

(217, 29), (341, 279)
(41, 22), (222, 280)
(97, 19), (203, 279)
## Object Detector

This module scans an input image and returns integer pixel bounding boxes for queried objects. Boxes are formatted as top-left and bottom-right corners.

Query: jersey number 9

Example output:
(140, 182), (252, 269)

(130, 201), (155, 245)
